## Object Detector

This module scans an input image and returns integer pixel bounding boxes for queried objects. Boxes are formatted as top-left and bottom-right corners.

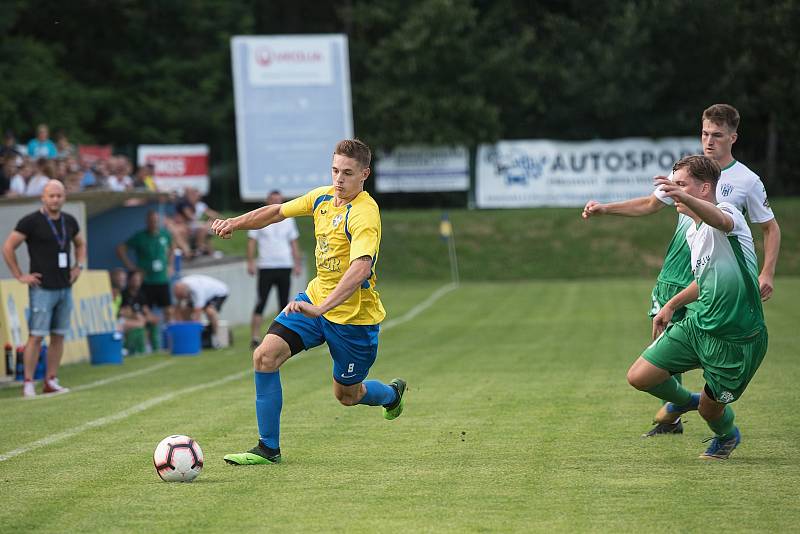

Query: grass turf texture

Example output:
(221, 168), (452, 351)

(1, 279), (798, 532)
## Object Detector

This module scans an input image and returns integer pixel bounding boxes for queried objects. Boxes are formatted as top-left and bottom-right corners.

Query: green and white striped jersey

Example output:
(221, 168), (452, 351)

(685, 202), (764, 340)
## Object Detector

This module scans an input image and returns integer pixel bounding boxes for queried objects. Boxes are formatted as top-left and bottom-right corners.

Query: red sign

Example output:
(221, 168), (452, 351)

(78, 145), (112, 165)
(137, 144), (210, 194)
(145, 154), (208, 177)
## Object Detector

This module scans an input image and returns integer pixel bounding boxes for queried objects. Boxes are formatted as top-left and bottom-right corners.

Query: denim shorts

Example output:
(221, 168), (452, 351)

(29, 286), (73, 337)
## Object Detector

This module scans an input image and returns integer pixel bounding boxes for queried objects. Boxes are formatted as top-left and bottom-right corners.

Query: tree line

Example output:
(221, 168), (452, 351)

(2, 0), (798, 200)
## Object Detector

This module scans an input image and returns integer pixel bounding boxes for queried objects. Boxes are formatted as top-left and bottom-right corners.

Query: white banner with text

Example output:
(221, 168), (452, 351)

(375, 146), (469, 193)
(476, 138), (700, 208)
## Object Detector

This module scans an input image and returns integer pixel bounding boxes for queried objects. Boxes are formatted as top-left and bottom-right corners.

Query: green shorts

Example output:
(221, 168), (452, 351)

(642, 317), (768, 404)
(649, 280), (691, 321)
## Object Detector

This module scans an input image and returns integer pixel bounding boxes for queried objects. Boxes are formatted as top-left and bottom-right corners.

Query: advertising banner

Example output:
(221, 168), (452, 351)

(375, 146), (469, 193)
(78, 145), (113, 165)
(0, 271), (114, 374)
(231, 35), (353, 200)
(476, 138), (700, 208)
(137, 144), (209, 194)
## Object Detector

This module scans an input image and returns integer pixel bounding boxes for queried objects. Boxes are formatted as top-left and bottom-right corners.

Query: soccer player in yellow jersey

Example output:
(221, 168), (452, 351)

(212, 139), (406, 465)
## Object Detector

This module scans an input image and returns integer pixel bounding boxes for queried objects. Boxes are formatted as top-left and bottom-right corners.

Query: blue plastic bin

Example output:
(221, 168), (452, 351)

(88, 332), (124, 365)
(167, 322), (203, 355)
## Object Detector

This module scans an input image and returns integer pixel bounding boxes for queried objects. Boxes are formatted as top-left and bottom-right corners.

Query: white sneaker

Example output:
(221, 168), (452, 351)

(22, 381), (36, 398)
(211, 334), (222, 349)
(43, 377), (70, 395)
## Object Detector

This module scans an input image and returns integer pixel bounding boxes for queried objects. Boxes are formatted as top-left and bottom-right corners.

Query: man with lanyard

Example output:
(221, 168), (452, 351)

(582, 104), (780, 436)
(3, 180), (86, 397)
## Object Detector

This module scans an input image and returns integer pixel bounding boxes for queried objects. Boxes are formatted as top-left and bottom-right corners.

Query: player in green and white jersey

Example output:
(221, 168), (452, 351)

(626, 155), (767, 460)
(582, 104), (781, 437)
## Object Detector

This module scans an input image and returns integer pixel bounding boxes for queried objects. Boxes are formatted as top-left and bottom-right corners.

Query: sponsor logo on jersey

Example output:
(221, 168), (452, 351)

(720, 183), (734, 197)
(693, 254), (712, 275)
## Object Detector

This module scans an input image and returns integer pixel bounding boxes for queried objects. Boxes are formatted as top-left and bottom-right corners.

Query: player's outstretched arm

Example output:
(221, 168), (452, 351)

(211, 204), (286, 239)
(284, 257), (372, 318)
(582, 193), (665, 219)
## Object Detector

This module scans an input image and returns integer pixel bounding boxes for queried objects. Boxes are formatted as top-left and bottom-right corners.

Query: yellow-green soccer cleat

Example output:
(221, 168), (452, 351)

(223, 442), (281, 465)
(383, 378), (406, 421)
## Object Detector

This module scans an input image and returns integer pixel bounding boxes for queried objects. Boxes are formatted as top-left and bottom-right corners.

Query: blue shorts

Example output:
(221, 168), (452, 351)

(275, 293), (380, 385)
(29, 286), (73, 337)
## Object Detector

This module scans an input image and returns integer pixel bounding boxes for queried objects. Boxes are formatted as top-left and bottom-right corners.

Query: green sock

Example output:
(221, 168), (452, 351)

(646, 376), (693, 406)
(660, 373), (683, 406)
(706, 405), (736, 440)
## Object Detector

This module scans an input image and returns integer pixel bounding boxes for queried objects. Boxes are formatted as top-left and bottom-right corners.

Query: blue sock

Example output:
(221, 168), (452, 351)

(254, 370), (282, 450)
(358, 380), (398, 406)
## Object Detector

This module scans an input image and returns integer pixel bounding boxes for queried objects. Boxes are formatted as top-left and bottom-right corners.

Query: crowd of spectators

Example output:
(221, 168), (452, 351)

(1, 123), (223, 261)
(0, 123), (159, 197)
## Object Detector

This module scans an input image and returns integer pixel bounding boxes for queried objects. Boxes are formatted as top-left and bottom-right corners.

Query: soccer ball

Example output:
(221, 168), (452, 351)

(153, 435), (204, 482)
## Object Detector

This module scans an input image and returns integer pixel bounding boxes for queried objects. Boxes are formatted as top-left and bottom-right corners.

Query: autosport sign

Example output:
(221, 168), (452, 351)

(137, 144), (209, 194)
(476, 138), (700, 208)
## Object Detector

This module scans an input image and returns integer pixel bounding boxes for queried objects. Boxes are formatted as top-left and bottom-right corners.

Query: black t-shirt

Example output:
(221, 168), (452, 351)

(14, 210), (80, 289)
(121, 288), (148, 314)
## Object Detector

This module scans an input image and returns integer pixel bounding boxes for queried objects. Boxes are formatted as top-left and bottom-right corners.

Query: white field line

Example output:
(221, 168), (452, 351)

(0, 283), (457, 463)
(16, 360), (176, 401)
(381, 282), (458, 331)
(0, 370), (250, 462)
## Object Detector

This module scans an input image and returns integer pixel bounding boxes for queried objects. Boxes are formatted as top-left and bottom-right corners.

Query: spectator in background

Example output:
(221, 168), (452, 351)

(0, 160), (9, 196)
(27, 124), (57, 159)
(116, 210), (174, 321)
(25, 158), (53, 196)
(6, 158), (31, 197)
(79, 156), (97, 188)
(175, 187), (221, 256)
(120, 269), (160, 354)
(133, 162), (158, 191)
(54, 129), (75, 160)
(0, 130), (23, 164)
(107, 156), (134, 191)
(172, 274), (229, 349)
(2, 179), (86, 397)
(247, 190), (302, 349)
(109, 267), (127, 319)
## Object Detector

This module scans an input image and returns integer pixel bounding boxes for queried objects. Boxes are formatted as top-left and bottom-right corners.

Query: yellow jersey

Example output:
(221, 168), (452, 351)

(281, 186), (386, 325)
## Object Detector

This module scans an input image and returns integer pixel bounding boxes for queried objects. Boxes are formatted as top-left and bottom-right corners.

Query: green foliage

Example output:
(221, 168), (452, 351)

(2, 0), (799, 191)
(1, 279), (799, 531)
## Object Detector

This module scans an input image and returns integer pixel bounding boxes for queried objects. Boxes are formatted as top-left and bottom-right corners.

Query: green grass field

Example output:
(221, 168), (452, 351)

(2, 278), (799, 532)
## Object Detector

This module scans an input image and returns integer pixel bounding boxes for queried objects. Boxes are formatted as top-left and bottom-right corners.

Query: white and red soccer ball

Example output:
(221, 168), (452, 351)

(153, 435), (204, 482)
